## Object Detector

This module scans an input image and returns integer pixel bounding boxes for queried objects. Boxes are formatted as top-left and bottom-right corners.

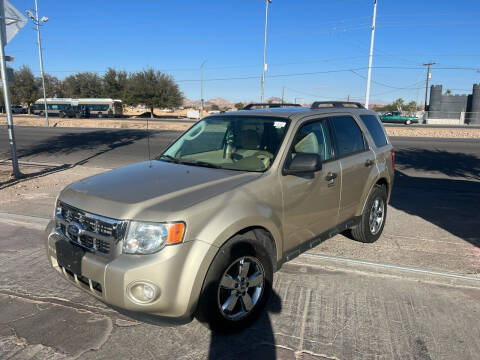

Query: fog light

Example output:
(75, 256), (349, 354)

(127, 282), (159, 304)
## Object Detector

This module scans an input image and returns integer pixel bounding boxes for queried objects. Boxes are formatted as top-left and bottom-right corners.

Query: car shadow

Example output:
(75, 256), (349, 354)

(390, 147), (480, 248)
(207, 290), (282, 360)
(0, 129), (151, 189)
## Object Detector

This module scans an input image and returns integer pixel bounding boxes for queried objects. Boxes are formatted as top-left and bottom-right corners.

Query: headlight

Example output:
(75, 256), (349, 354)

(123, 221), (185, 255)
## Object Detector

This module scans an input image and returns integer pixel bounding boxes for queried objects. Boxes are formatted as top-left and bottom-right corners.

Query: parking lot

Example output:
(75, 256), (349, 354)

(1, 127), (479, 359)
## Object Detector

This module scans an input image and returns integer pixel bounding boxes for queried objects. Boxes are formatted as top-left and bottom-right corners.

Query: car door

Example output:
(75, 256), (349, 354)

(280, 118), (341, 254)
(328, 115), (376, 223)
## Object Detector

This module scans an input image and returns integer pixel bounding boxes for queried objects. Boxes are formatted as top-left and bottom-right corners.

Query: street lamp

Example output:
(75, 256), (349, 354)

(261, 0), (271, 103)
(26, 1), (49, 126)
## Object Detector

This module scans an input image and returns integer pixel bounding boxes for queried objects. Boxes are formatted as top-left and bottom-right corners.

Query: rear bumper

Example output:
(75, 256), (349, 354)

(45, 220), (218, 318)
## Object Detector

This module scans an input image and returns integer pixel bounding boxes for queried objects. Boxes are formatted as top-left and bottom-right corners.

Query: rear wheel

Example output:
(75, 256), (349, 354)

(196, 231), (273, 333)
(350, 185), (387, 243)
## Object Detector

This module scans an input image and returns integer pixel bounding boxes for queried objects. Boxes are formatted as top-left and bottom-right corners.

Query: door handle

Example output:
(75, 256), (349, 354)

(325, 172), (337, 181)
(365, 159), (375, 167)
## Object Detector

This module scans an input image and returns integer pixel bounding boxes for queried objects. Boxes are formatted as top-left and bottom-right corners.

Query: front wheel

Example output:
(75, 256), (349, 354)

(196, 231), (273, 333)
(350, 185), (387, 243)
(405, 119), (412, 125)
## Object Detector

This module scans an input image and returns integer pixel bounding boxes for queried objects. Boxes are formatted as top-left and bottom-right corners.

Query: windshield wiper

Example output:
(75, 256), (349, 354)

(178, 160), (222, 169)
(158, 154), (179, 163)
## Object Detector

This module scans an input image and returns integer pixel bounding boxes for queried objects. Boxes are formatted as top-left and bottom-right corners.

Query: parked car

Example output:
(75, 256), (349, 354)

(46, 101), (394, 332)
(379, 111), (418, 125)
(11, 105), (26, 114)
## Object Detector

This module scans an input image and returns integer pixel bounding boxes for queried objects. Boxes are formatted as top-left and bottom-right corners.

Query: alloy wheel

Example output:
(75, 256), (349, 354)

(369, 198), (385, 235)
(217, 256), (265, 321)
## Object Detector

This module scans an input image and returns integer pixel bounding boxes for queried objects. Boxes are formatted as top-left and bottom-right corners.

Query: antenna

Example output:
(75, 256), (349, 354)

(147, 114), (152, 168)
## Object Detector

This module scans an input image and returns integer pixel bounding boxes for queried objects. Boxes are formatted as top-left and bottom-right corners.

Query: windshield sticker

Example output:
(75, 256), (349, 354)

(274, 121), (286, 128)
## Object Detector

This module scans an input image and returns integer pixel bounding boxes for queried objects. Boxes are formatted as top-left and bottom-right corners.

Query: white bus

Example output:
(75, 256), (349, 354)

(34, 98), (123, 118)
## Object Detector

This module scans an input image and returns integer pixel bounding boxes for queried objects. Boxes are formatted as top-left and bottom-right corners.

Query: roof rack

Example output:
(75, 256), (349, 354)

(310, 101), (364, 109)
(243, 103), (302, 110)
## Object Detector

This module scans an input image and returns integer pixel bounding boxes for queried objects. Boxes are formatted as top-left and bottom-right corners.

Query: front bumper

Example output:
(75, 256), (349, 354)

(45, 220), (218, 318)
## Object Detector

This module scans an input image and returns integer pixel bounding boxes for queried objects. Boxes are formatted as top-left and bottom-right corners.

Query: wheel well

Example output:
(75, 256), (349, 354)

(375, 178), (389, 195)
(235, 226), (278, 271)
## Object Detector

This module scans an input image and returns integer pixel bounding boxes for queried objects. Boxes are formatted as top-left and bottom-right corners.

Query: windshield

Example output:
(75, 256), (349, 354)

(158, 115), (290, 172)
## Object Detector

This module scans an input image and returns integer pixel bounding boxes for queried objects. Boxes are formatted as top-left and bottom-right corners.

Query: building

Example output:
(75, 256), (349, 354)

(428, 84), (480, 124)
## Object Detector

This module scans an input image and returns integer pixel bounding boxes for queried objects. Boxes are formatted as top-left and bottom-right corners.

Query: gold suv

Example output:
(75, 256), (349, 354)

(45, 102), (394, 332)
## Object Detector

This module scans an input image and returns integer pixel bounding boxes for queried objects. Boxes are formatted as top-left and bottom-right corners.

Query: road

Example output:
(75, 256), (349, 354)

(1, 126), (480, 359)
(1, 126), (479, 172)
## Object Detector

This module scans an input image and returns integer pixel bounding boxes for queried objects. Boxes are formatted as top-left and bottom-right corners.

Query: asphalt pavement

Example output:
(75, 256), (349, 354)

(1, 126), (480, 359)
(1, 126), (479, 170)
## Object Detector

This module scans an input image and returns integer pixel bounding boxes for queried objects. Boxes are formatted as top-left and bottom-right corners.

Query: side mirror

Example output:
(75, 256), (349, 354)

(284, 153), (322, 175)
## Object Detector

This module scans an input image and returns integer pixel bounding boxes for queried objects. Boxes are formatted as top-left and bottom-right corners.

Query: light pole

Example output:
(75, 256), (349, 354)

(26, 1), (48, 126)
(261, 0), (271, 103)
(423, 62), (436, 111)
(364, 0), (377, 109)
(200, 59), (207, 116)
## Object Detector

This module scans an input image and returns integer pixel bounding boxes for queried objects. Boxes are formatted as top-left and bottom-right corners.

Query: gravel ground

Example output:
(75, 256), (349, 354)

(2, 115), (480, 138)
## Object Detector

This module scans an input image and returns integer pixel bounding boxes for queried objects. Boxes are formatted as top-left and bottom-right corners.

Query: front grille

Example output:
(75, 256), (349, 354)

(55, 202), (127, 255)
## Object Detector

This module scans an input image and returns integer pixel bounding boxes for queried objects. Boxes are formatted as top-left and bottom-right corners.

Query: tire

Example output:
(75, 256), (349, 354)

(39, 111), (44, 117)
(59, 111), (65, 118)
(75, 112), (81, 119)
(98, 112), (103, 118)
(350, 185), (387, 243)
(405, 119), (412, 125)
(196, 230), (273, 333)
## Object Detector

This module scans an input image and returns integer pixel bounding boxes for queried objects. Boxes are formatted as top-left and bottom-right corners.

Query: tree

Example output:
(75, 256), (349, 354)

(406, 100), (418, 112)
(125, 68), (183, 118)
(234, 102), (244, 110)
(210, 104), (220, 111)
(102, 68), (127, 99)
(445, 89), (452, 95)
(376, 98), (405, 112)
(43, 74), (64, 98)
(10, 65), (39, 114)
(62, 72), (103, 98)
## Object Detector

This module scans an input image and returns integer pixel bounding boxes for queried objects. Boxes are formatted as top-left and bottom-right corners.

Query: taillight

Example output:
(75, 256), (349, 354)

(390, 149), (395, 171)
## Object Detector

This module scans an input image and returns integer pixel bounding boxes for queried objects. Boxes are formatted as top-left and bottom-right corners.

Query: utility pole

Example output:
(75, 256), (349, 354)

(364, 0), (378, 109)
(261, 0), (271, 103)
(281, 85), (285, 104)
(26, 1), (48, 126)
(0, 0), (21, 178)
(423, 62), (436, 111)
(200, 59), (207, 117)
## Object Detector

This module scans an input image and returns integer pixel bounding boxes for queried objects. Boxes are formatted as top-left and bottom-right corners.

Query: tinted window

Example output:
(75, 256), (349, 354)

(329, 116), (365, 157)
(360, 115), (388, 148)
(290, 120), (333, 162)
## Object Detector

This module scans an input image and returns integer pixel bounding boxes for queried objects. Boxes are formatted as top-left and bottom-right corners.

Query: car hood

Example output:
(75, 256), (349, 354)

(60, 160), (260, 221)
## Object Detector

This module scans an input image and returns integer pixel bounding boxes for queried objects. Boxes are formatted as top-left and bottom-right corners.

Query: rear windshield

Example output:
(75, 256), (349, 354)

(159, 116), (290, 172)
(359, 115), (388, 148)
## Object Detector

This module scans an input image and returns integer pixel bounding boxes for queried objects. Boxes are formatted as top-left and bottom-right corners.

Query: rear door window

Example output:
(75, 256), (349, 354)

(328, 116), (366, 158)
(360, 115), (388, 148)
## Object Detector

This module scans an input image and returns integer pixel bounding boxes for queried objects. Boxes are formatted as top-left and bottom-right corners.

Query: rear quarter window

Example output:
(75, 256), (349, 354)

(360, 115), (388, 148)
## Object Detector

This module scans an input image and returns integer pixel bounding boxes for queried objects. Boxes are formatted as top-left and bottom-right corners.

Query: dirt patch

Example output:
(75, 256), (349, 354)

(386, 126), (480, 139)
(2, 115), (480, 138)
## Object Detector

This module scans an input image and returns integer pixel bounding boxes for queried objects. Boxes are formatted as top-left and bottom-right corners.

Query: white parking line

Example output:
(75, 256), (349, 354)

(301, 252), (480, 282)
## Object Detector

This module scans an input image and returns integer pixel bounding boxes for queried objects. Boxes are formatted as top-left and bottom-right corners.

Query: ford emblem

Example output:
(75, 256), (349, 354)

(67, 223), (83, 237)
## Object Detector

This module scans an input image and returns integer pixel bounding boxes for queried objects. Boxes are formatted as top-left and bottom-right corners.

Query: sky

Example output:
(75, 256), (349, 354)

(6, 0), (480, 104)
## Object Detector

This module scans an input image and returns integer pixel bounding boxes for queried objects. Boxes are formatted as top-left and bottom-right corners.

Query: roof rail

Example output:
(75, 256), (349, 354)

(310, 101), (364, 109)
(243, 103), (302, 110)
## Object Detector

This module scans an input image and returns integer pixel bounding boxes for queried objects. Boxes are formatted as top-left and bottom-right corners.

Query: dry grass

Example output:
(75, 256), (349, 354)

(2, 115), (480, 138)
